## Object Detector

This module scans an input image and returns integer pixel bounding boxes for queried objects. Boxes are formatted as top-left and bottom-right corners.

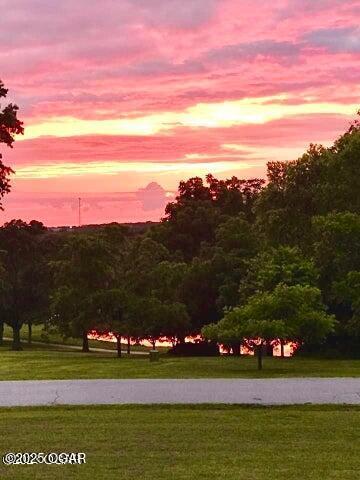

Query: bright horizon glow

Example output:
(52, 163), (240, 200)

(21, 98), (358, 141)
(14, 159), (257, 179)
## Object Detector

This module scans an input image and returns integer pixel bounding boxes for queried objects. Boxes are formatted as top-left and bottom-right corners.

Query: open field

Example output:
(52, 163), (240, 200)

(1, 341), (360, 380)
(0, 405), (359, 480)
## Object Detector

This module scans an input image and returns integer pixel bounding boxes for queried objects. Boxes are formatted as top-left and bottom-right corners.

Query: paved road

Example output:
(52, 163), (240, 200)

(1, 378), (360, 406)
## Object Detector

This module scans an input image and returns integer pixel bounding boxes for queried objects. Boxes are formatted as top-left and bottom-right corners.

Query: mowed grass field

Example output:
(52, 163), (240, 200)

(0, 405), (359, 480)
(2, 324), (167, 353)
(1, 341), (360, 380)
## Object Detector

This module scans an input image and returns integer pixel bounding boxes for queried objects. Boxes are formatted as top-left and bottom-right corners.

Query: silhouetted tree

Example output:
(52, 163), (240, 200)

(0, 79), (24, 209)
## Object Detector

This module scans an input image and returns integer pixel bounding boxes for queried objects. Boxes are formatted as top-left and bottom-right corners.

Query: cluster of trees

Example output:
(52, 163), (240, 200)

(0, 78), (359, 364)
(202, 118), (360, 365)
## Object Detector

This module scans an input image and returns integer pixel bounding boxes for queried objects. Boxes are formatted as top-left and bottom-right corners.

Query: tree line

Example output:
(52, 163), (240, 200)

(0, 78), (359, 363)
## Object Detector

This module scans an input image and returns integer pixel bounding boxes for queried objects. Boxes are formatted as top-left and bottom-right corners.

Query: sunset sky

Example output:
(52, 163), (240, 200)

(1, 0), (359, 226)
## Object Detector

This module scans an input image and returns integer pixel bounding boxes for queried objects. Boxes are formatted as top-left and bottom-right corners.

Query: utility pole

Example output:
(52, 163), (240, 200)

(78, 197), (81, 227)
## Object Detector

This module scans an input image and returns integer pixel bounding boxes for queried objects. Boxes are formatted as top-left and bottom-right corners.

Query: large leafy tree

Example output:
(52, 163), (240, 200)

(239, 246), (318, 302)
(0, 220), (47, 350)
(313, 212), (360, 300)
(156, 198), (222, 260)
(122, 238), (190, 346)
(310, 211), (360, 355)
(206, 174), (264, 219)
(334, 272), (360, 356)
(310, 212), (360, 352)
(133, 297), (189, 349)
(92, 288), (129, 357)
(50, 234), (116, 352)
(0, 79), (24, 208)
(124, 237), (170, 294)
(153, 174), (264, 259)
(179, 257), (220, 335)
(149, 260), (188, 302)
(203, 284), (335, 369)
(208, 215), (259, 353)
(255, 115), (360, 247)
(213, 217), (257, 302)
(147, 260), (191, 343)
(256, 145), (326, 246)
(335, 271), (360, 319)
(237, 245), (318, 355)
(91, 236), (190, 349)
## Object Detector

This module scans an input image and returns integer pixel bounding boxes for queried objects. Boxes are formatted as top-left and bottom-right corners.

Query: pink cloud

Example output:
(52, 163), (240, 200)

(3, 114), (352, 169)
(0, 0), (359, 225)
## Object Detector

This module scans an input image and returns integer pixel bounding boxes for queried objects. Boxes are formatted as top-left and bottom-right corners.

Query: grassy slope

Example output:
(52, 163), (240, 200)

(0, 405), (359, 480)
(2, 324), (166, 352)
(1, 341), (360, 380)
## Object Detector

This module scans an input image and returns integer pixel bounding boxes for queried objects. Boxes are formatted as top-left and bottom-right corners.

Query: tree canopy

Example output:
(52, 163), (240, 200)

(203, 284), (336, 368)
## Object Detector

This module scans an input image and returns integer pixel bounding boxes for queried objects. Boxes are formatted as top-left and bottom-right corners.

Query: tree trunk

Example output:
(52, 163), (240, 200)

(116, 336), (122, 358)
(177, 335), (185, 345)
(127, 335), (131, 355)
(28, 322), (32, 345)
(266, 341), (273, 357)
(82, 330), (90, 352)
(232, 342), (241, 356)
(257, 344), (263, 370)
(12, 325), (22, 351)
(280, 339), (285, 358)
(0, 321), (4, 346)
(152, 339), (156, 350)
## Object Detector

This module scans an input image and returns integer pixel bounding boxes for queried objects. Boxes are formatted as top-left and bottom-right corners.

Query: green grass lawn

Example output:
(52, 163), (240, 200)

(1, 341), (360, 380)
(0, 404), (359, 479)
(2, 324), (167, 353)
